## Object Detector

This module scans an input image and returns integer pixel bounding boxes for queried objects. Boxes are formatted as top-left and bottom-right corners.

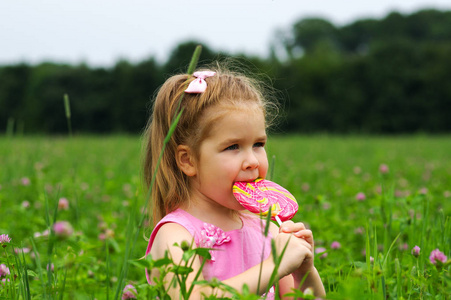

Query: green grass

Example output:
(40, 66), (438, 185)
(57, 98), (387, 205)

(0, 134), (450, 299)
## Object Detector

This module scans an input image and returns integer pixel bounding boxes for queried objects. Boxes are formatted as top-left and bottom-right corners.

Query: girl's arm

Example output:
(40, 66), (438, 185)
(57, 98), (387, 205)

(296, 266), (325, 297)
(269, 222), (300, 299)
(276, 221), (326, 298)
(149, 222), (312, 299)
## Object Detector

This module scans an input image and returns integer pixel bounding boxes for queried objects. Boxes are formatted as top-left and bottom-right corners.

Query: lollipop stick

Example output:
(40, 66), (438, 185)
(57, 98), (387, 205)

(275, 215), (282, 226)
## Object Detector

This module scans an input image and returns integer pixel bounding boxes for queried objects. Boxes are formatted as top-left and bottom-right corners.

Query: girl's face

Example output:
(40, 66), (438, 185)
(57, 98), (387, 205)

(191, 104), (269, 211)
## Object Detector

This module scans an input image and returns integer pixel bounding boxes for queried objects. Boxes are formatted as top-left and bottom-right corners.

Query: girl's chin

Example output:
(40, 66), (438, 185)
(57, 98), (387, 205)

(229, 199), (246, 211)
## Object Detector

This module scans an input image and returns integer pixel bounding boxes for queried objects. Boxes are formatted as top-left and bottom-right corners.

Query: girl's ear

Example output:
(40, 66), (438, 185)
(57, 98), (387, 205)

(176, 145), (197, 177)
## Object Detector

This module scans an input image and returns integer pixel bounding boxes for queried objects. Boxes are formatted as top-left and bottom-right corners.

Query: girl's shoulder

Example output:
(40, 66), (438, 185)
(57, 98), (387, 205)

(146, 209), (203, 255)
(145, 211), (203, 285)
(150, 222), (193, 253)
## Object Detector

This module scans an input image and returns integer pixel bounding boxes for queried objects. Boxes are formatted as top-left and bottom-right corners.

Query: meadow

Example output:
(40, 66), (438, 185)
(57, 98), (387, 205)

(0, 134), (450, 299)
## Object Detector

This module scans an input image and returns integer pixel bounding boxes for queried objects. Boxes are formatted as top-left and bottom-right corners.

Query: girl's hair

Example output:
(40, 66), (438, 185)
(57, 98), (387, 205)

(143, 64), (277, 225)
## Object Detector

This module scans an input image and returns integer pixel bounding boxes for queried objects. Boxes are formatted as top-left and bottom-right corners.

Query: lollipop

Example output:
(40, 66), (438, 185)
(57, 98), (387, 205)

(233, 178), (298, 225)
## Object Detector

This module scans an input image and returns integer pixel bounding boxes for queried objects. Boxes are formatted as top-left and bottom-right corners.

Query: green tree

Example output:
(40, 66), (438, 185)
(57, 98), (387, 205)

(164, 41), (220, 74)
(285, 18), (339, 56)
(110, 58), (163, 132)
(0, 64), (32, 133)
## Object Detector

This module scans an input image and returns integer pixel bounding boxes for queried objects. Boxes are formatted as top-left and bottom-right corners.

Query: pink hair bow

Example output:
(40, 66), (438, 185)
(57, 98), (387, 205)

(184, 71), (216, 93)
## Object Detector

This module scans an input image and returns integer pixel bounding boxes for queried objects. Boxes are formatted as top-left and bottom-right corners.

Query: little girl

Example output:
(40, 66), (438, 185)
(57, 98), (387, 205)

(143, 66), (325, 299)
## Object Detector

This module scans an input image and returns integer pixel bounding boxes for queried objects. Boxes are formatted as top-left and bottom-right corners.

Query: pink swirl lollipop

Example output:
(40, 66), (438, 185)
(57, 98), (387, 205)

(233, 178), (298, 225)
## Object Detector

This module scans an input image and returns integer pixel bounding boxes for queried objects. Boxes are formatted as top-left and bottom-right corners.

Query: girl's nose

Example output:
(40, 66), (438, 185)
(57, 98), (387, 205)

(243, 151), (259, 170)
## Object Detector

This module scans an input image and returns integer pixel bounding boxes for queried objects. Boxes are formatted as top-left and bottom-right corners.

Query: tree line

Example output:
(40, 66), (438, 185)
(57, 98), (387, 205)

(1, 9), (451, 134)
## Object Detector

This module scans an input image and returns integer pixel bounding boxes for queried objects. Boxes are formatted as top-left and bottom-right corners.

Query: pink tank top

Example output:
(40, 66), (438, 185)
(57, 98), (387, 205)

(146, 209), (275, 298)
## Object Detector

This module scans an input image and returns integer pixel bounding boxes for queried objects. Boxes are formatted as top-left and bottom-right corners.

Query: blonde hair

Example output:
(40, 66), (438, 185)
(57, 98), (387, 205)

(143, 64), (277, 225)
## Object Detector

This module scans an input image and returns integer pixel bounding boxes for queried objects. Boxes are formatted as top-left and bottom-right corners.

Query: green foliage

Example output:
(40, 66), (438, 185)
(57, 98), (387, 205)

(0, 135), (450, 298)
(287, 18), (339, 55)
(164, 41), (221, 75)
(1, 9), (451, 134)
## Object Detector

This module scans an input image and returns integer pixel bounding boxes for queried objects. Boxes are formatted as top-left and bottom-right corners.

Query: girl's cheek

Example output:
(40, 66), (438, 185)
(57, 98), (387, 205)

(260, 157), (269, 177)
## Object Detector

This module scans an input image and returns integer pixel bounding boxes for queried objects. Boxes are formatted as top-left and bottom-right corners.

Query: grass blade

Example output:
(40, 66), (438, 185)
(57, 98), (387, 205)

(64, 94), (73, 137)
(59, 268), (68, 300)
(114, 204), (137, 299)
(382, 232), (401, 268)
(268, 155), (276, 181)
(186, 45), (202, 75)
(365, 223), (372, 292)
(30, 237), (48, 299)
(172, 45), (202, 120)
(6, 117), (15, 137)
(257, 208), (273, 294)
(106, 239), (111, 300)
(17, 246), (32, 300)
(114, 45), (202, 299)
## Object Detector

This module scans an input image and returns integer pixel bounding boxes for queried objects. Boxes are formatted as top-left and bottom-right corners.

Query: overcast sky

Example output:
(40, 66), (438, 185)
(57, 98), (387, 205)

(2, 0), (450, 67)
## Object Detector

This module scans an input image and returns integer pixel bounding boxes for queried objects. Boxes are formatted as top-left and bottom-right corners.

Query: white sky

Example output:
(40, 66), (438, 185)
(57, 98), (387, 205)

(1, 0), (450, 67)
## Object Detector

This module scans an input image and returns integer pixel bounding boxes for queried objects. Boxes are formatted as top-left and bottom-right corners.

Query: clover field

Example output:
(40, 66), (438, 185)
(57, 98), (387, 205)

(0, 135), (450, 299)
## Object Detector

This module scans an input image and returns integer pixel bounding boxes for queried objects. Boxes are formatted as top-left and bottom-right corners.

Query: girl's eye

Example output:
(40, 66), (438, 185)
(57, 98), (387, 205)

(225, 144), (239, 151)
(253, 142), (265, 148)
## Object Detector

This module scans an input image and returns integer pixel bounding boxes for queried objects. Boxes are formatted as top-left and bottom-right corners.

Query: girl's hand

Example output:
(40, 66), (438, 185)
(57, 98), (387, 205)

(273, 227), (313, 278)
(279, 221), (315, 280)
(280, 221), (314, 247)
